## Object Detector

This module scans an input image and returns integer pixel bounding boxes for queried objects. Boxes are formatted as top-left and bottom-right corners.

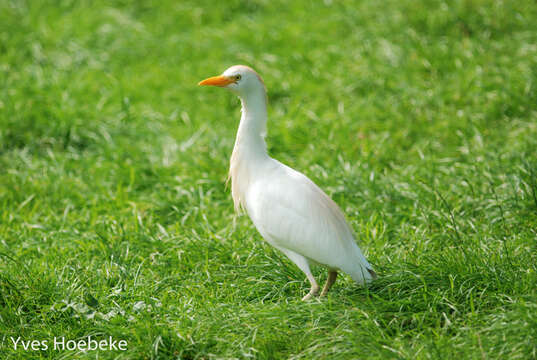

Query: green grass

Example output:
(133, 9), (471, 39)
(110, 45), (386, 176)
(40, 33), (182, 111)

(1, 0), (537, 358)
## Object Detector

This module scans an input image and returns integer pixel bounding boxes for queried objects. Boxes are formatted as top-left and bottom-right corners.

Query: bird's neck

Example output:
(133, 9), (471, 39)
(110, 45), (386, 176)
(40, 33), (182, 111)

(229, 91), (269, 212)
(233, 92), (269, 160)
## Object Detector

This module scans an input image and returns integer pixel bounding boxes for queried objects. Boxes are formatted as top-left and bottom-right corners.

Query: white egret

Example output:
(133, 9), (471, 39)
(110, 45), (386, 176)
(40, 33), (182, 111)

(199, 65), (377, 300)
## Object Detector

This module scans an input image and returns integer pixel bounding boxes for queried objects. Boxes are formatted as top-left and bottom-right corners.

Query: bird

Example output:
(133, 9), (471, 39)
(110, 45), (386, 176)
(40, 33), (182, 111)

(199, 65), (377, 300)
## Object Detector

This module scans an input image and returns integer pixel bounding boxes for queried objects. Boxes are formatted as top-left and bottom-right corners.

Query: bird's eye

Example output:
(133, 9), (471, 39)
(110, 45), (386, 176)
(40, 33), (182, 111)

(235, 75), (242, 81)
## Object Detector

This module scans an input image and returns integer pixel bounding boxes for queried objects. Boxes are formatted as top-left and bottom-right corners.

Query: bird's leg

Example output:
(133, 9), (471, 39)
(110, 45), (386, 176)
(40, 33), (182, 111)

(302, 273), (320, 301)
(320, 271), (338, 297)
(277, 248), (319, 301)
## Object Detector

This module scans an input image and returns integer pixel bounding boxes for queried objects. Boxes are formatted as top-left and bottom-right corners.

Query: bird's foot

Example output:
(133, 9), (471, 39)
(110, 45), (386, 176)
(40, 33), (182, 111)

(301, 285), (320, 301)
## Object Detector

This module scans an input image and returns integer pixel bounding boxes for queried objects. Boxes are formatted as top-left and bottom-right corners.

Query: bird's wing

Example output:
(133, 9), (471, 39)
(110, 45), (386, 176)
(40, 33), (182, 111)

(246, 160), (372, 274)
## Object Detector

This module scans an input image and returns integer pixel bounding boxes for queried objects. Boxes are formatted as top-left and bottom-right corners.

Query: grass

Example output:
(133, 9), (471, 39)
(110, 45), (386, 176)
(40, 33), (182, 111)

(1, 0), (537, 358)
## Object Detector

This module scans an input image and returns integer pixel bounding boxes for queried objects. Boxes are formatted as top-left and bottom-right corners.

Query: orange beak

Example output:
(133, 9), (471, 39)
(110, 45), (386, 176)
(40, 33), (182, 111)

(198, 75), (235, 87)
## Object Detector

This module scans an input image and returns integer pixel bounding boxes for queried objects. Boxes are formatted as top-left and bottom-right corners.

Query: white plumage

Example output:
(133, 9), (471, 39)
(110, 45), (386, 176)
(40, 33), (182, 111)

(199, 65), (376, 300)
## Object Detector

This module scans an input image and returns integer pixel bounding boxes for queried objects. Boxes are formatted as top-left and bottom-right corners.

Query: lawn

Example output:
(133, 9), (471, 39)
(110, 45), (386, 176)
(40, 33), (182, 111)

(1, 0), (537, 358)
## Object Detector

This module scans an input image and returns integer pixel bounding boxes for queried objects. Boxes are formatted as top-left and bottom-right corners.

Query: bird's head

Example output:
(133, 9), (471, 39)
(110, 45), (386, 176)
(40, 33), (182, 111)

(198, 65), (266, 99)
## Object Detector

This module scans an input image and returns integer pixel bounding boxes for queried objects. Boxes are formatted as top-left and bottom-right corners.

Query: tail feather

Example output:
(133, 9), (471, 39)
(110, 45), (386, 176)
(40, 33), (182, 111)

(349, 243), (377, 283)
(367, 267), (378, 280)
(346, 263), (377, 285)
